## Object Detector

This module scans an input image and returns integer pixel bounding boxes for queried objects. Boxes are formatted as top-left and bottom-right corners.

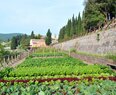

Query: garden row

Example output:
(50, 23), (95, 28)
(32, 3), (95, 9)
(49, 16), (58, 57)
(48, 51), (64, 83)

(0, 79), (116, 95)
(0, 56), (115, 80)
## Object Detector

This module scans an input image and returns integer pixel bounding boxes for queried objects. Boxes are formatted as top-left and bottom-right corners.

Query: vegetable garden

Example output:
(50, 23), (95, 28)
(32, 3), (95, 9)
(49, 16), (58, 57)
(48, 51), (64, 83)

(0, 48), (116, 94)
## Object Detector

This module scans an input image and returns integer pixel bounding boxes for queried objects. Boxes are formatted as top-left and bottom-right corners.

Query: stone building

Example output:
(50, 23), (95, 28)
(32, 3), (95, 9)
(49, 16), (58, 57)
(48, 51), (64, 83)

(30, 39), (46, 48)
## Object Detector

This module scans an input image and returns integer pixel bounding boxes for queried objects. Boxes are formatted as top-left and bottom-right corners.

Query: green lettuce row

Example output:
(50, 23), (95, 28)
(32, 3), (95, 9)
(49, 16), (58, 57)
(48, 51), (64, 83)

(8, 65), (114, 77)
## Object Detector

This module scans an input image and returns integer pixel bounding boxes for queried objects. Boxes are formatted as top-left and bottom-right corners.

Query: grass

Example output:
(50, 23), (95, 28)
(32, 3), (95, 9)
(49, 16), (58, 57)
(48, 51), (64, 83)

(76, 51), (105, 58)
(74, 50), (116, 61)
(105, 54), (116, 61)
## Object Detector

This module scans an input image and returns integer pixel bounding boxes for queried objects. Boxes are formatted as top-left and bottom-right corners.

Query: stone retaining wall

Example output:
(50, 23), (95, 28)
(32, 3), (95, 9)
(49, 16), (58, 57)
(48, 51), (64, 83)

(53, 28), (116, 54)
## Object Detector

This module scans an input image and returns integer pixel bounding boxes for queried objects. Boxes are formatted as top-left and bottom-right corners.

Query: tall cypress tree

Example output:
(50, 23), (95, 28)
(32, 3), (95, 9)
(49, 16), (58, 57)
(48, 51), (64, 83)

(45, 29), (52, 45)
(58, 27), (66, 42)
(77, 13), (82, 36)
(71, 14), (76, 37)
(31, 31), (35, 39)
(66, 19), (71, 37)
(75, 17), (78, 35)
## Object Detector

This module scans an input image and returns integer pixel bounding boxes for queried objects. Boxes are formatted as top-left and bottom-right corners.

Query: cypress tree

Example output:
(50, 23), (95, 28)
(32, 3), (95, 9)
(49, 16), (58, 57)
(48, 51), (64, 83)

(31, 31), (35, 39)
(58, 27), (66, 42)
(75, 17), (78, 35)
(45, 29), (52, 45)
(71, 14), (76, 37)
(77, 13), (82, 36)
(66, 19), (71, 38)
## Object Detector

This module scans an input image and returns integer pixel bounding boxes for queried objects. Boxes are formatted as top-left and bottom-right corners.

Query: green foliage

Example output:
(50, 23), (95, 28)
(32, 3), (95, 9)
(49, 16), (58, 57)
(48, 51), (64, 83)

(77, 13), (83, 36)
(58, 14), (84, 42)
(0, 33), (22, 41)
(45, 29), (52, 45)
(35, 34), (41, 39)
(106, 54), (116, 61)
(0, 44), (13, 62)
(71, 14), (76, 36)
(31, 31), (35, 39)
(70, 48), (76, 53)
(18, 57), (86, 67)
(8, 58), (114, 78)
(84, 0), (105, 31)
(0, 44), (4, 52)
(0, 67), (13, 78)
(0, 80), (116, 94)
(78, 79), (116, 95)
(20, 35), (30, 50)
(58, 0), (116, 42)
(11, 37), (17, 50)
(0, 48), (115, 95)
(10, 34), (30, 50)
(30, 52), (65, 57)
(58, 26), (66, 42)
(1, 48), (115, 79)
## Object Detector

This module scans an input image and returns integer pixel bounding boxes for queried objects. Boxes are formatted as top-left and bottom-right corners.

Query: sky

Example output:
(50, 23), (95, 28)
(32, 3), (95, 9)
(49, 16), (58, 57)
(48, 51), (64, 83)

(0, 0), (85, 37)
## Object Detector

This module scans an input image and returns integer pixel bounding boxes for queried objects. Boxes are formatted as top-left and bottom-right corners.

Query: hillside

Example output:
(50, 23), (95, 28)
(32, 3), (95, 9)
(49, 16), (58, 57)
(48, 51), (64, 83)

(0, 33), (22, 41)
(58, 0), (116, 42)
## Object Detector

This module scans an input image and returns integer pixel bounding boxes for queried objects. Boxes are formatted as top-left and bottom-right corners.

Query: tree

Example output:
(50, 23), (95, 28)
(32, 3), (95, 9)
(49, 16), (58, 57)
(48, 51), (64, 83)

(35, 34), (41, 39)
(77, 13), (83, 35)
(58, 26), (66, 42)
(45, 29), (52, 45)
(20, 34), (30, 50)
(71, 14), (76, 37)
(58, 0), (116, 42)
(37, 34), (41, 39)
(11, 37), (17, 50)
(65, 19), (71, 38)
(31, 31), (35, 39)
(0, 44), (4, 52)
(83, 0), (105, 31)
(0, 44), (4, 62)
(94, 0), (116, 20)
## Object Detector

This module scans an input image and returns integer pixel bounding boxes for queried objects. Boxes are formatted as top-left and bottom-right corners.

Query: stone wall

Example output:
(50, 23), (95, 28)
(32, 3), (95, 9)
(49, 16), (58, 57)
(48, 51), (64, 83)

(53, 28), (116, 54)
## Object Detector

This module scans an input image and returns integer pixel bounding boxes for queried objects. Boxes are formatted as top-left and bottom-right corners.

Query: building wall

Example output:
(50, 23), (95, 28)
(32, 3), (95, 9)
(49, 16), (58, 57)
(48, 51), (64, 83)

(30, 39), (46, 48)
(53, 28), (116, 54)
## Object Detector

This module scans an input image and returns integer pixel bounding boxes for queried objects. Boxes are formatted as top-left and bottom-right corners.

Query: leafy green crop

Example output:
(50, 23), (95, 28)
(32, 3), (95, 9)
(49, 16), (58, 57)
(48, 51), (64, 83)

(8, 64), (114, 78)
(18, 57), (86, 67)
(0, 79), (116, 95)
(0, 67), (13, 78)
(0, 48), (116, 94)
(30, 52), (65, 57)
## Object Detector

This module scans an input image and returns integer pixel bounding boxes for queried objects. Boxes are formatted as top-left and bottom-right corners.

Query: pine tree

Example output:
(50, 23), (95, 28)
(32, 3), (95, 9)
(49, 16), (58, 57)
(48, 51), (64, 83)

(45, 29), (52, 45)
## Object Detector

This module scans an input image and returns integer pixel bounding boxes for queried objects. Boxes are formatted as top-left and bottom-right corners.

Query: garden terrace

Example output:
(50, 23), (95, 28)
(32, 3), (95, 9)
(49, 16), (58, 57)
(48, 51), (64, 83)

(0, 47), (116, 94)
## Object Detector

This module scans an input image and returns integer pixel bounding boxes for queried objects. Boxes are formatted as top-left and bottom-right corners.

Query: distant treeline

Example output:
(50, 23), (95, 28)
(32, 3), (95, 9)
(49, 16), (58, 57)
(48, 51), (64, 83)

(11, 29), (52, 50)
(58, 0), (116, 42)
(11, 31), (37, 50)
